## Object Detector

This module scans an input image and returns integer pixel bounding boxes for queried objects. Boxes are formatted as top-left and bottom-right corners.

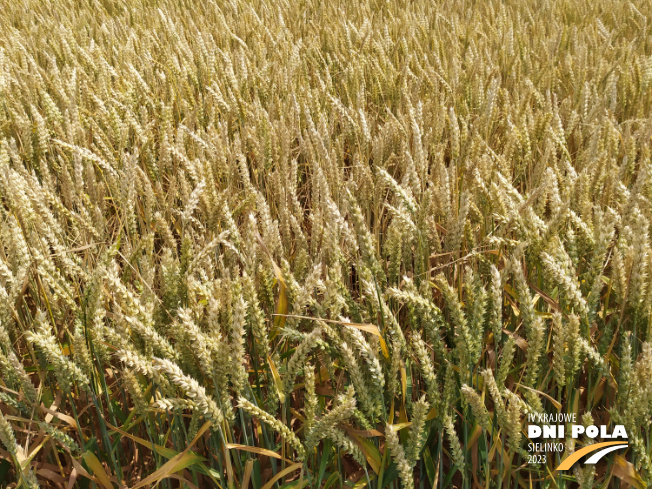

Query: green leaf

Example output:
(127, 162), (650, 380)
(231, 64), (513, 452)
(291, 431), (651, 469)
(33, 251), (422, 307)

(380, 463), (398, 489)
(318, 439), (333, 487)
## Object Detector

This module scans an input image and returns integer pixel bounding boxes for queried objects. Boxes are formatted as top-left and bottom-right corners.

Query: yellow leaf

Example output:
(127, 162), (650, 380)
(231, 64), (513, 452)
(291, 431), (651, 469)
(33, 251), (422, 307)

(272, 314), (391, 360)
(613, 455), (647, 489)
(226, 443), (291, 462)
(426, 407), (438, 421)
(593, 378), (607, 405)
(398, 403), (408, 425)
(341, 427), (383, 438)
(70, 457), (99, 484)
(105, 420), (179, 459)
(20, 435), (49, 467)
(260, 463), (303, 489)
(241, 460), (254, 489)
(267, 354), (286, 404)
(400, 362), (407, 405)
(352, 475), (376, 489)
(130, 421), (212, 489)
(274, 314), (380, 334)
(82, 452), (113, 489)
(503, 283), (517, 300)
(379, 336), (390, 360)
(502, 328), (528, 351)
(347, 323), (381, 336)
(255, 232), (287, 334)
(350, 434), (382, 474)
(514, 383), (562, 410)
(466, 425), (483, 452)
(275, 281), (288, 331)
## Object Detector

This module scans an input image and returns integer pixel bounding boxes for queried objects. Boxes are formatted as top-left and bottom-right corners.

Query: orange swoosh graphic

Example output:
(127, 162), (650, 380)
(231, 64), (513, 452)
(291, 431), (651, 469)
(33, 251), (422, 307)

(555, 441), (628, 471)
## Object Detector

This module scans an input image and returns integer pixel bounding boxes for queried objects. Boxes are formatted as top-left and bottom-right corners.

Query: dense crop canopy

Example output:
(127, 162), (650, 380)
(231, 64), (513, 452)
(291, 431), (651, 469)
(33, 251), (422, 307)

(0, 0), (651, 487)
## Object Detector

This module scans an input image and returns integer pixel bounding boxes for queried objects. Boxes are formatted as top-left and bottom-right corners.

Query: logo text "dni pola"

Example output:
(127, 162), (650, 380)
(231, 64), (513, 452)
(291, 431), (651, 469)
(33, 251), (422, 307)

(527, 413), (628, 470)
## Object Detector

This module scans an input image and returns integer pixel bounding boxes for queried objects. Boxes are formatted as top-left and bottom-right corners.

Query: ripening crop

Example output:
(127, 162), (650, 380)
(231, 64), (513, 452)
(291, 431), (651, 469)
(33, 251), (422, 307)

(0, 0), (651, 487)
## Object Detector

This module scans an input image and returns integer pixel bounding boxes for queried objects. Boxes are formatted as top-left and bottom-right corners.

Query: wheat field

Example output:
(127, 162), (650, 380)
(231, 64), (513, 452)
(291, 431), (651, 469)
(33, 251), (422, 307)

(0, 0), (651, 487)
